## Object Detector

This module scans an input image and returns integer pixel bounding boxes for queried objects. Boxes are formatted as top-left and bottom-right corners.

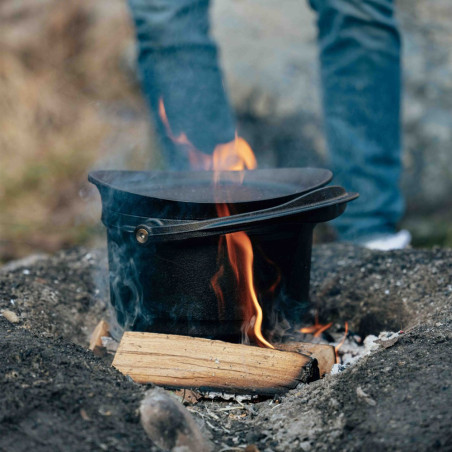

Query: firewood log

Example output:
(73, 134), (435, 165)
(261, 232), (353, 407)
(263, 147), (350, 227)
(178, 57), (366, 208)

(112, 332), (319, 395)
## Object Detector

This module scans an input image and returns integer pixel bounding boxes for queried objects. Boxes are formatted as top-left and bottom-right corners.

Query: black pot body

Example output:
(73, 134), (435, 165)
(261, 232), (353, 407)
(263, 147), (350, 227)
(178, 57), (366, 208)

(89, 169), (355, 341)
(106, 221), (314, 341)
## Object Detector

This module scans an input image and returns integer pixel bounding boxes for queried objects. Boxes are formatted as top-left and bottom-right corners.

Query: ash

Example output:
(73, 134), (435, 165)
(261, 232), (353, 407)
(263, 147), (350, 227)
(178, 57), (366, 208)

(331, 330), (403, 374)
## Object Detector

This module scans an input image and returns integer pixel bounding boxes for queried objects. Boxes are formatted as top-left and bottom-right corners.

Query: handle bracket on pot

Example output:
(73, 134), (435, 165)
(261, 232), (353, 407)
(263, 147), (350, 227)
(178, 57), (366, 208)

(135, 219), (165, 244)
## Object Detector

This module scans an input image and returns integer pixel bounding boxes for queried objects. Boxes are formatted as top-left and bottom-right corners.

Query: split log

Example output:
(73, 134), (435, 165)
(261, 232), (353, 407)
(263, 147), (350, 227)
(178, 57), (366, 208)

(112, 332), (319, 395)
(276, 342), (336, 376)
(89, 320), (110, 356)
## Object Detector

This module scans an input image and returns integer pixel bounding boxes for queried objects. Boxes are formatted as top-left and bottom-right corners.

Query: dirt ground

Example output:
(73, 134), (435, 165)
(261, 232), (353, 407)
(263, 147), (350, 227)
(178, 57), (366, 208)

(0, 244), (451, 451)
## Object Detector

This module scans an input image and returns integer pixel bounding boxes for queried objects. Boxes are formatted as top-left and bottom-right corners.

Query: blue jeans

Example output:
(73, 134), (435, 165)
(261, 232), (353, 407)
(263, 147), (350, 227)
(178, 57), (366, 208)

(128, 0), (404, 242)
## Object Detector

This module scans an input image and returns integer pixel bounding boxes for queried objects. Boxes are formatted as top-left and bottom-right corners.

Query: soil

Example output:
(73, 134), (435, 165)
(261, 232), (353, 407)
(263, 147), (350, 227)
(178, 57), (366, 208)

(0, 319), (155, 452)
(0, 245), (451, 451)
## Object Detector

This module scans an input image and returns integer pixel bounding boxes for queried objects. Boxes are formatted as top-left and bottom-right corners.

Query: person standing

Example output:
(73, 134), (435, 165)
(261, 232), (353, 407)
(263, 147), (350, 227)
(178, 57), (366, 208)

(127, 0), (410, 249)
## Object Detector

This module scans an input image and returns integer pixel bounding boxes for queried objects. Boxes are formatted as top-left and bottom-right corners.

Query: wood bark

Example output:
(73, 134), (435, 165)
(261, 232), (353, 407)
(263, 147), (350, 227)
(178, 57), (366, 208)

(112, 332), (319, 395)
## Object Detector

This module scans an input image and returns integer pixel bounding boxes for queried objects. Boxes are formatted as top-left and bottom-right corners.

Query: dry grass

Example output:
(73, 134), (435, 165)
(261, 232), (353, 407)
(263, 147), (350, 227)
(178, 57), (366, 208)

(0, 0), (151, 261)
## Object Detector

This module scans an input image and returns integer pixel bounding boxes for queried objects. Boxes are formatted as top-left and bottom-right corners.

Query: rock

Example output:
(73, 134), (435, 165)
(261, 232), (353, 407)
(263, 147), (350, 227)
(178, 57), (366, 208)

(356, 386), (377, 406)
(140, 388), (212, 452)
(212, 0), (319, 119)
(1, 309), (19, 324)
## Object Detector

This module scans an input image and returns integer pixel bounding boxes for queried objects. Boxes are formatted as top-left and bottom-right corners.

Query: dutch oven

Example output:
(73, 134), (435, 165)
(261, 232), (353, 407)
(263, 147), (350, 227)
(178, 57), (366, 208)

(89, 168), (358, 341)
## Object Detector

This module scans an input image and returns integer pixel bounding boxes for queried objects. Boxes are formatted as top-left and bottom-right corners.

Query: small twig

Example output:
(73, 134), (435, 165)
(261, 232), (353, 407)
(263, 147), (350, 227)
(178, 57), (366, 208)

(218, 406), (246, 412)
(206, 408), (220, 420)
(234, 399), (257, 415)
(205, 419), (231, 434)
(186, 407), (205, 419)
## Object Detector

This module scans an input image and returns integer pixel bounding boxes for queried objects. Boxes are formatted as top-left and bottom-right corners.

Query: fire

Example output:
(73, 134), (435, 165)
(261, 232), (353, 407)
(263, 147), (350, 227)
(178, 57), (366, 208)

(159, 97), (272, 348)
(211, 130), (271, 348)
(334, 321), (349, 363)
(215, 203), (274, 349)
(212, 133), (257, 171)
(159, 98), (256, 172)
(158, 99), (212, 170)
(300, 316), (349, 363)
(300, 314), (333, 338)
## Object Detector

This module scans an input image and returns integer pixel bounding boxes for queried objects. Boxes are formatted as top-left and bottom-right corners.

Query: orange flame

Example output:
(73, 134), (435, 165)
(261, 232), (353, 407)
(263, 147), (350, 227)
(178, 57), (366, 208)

(215, 204), (274, 349)
(300, 313), (333, 338)
(334, 321), (349, 363)
(158, 99), (211, 170)
(212, 133), (257, 171)
(159, 97), (272, 348)
(210, 237), (226, 320)
(158, 99), (256, 172)
(211, 139), (272, 348)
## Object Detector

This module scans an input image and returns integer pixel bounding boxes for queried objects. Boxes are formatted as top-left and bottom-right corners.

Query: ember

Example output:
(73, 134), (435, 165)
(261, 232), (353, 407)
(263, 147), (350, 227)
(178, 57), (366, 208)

(300, 315), (350, 363)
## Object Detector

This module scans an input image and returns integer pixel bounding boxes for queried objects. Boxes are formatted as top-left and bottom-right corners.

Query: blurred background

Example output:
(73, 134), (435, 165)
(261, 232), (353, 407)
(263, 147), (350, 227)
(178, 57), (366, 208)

(1, 0), (451, 263)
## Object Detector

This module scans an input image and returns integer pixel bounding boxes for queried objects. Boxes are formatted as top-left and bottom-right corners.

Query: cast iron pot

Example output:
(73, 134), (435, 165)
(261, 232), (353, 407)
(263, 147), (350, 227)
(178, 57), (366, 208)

(89, 168), (358, 341)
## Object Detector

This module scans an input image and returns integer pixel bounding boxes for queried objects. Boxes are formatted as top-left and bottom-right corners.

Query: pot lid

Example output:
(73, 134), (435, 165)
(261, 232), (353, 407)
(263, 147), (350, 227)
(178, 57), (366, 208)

(89, 168), (333, 220)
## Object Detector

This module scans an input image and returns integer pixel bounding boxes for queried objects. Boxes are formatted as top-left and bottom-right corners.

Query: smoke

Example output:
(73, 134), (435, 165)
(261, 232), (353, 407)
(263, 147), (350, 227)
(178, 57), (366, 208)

(107, 239), (143, 340)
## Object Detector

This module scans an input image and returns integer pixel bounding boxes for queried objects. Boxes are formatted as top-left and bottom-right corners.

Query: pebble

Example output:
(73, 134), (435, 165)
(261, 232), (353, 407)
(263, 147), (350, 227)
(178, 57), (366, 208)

(1, 309), (20, 323)
(356, 386), (377, 406)
(140, 388), (213, 452)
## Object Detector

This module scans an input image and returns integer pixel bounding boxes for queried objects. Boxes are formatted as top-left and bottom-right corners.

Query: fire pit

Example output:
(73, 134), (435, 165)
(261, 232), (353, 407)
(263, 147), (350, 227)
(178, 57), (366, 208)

(89, 168), (357, 342)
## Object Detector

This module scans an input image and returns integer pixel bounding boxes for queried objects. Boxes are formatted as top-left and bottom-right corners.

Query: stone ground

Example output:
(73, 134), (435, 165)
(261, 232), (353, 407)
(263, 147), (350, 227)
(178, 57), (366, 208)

(0, 245), (451, 451)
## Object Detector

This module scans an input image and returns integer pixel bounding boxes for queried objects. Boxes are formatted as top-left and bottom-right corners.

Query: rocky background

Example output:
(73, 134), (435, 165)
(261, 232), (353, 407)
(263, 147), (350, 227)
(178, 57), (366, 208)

(1, 0), (451, 262)
(213, 0), (452, 246)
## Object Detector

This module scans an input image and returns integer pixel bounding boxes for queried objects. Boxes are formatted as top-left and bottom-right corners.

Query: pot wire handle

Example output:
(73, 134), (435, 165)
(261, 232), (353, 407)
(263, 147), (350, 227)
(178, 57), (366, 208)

(134, 186), (358, 244)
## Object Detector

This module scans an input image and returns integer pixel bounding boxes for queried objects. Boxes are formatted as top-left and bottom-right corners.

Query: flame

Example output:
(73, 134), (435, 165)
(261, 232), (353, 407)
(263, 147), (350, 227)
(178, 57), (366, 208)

(212, 133), (257, 171)
(158, 97), (272, 348)
(301, 317), (349, 364)
(266, 264), (281, 296)
(211, 138), (272, 348)
(210, 236), (226, 320)
(158, 98), (211, 170)
(215, 203), (274, 349)
(300, 313), (333, 338)
(159, 98), (256, 172)
(334, 321), (349, 363)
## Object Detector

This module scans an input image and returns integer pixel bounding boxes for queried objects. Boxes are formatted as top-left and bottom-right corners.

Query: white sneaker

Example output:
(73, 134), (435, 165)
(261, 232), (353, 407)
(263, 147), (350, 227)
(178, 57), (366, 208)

(362, 230), (411, 251)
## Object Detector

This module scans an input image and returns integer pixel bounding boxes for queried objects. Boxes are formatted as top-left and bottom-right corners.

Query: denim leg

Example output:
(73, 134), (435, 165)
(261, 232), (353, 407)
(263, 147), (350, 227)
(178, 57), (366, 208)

(309, 0), (404, 241)
(128, 0), (236, 169)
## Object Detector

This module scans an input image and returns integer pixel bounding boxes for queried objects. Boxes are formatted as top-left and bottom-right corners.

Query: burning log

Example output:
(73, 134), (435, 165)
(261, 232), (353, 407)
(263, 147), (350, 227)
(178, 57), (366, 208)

(112, 332), (319, 395)
(276, 342), (336, 377)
